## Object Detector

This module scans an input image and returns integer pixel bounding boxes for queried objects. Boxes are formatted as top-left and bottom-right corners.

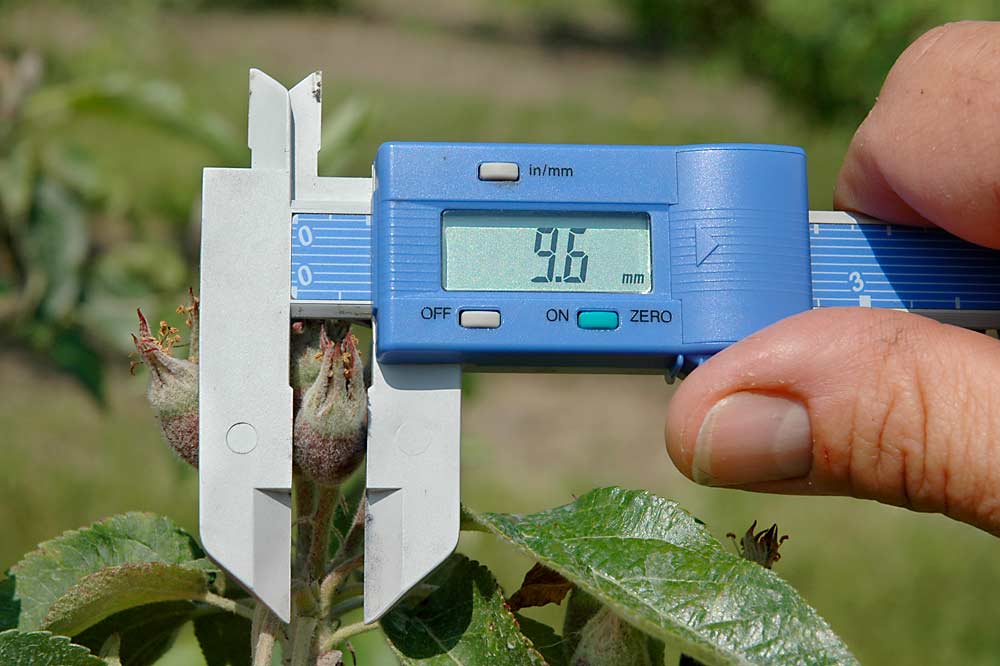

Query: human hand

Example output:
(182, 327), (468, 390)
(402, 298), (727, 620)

(665, 21), (1000, 535)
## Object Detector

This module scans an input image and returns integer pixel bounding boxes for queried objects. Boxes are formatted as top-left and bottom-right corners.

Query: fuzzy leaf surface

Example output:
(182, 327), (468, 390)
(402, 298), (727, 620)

(9, 512), (204, 631)
(468, 487), (857, 666)
(42, 563), (209, 635)
(0, 630), (104, 665)
(381, 554), (547, 665)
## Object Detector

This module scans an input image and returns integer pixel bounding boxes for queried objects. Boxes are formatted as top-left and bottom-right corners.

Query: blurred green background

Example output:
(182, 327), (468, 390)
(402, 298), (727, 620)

(2, 1), (998, 664)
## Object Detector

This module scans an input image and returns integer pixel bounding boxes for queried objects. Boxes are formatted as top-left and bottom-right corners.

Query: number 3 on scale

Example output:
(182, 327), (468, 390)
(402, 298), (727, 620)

(532, 227), (589, 284)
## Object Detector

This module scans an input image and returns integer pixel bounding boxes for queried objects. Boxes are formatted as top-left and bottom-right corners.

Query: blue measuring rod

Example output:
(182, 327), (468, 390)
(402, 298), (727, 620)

(198, 70), (1000, 624)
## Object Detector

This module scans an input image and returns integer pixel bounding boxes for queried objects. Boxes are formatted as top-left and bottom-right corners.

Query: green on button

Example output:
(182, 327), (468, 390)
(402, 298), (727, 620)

(577, 310), (619, 330)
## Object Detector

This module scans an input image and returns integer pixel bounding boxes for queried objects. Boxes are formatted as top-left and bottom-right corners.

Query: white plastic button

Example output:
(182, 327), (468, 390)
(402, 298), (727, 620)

(478, 162), (519, 181)
(460, 310), (501, 328)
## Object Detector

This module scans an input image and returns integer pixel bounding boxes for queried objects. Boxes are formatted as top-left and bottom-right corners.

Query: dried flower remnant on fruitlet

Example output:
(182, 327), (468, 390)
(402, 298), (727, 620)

(131, 302), (199, 467)
(727, 520), (789, 569)
(290, 319), (349, 409)
(175, 287), (200, 362)
(293, 326), (367, 486)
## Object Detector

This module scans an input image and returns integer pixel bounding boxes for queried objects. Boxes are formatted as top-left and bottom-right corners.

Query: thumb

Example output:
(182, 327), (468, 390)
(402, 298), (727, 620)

(664, 308), (1000, 536)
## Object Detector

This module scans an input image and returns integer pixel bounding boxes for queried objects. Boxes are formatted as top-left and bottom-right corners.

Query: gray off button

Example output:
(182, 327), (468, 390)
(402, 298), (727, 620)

(478, 162), (519, 181)
(460, 310), (501, 329)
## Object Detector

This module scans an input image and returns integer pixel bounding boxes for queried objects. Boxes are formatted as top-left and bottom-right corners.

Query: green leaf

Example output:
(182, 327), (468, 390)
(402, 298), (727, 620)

(40, 144), (105, 205)
(18, 323), (106, 402)
(0, 630), (104, 666)
(514, 613), (568, 666)
(328, 470), (365, 560)
(317, 97), (369, 175)
(0, 140), (36, 229)
(0, 577), (20, 630)
(468, 487), (857, 666)
(43, 563), (209, 636)
(75, 602), (200, 666)
(381, 554), (547, 665)
(10, 512), (204, 631)
(21, 177), (88, 320)
(25, 77), (244, 165)
(194, 611), (251, 666)
(88, 242), (188, 297)
(50, 326), (105, 402)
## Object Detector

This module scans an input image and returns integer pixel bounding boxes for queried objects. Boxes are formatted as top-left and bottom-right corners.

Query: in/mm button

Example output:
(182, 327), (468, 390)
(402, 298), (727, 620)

(578, 311), (618, 330)
(478, 162), (519, 181)
(460, 310), (501, 329)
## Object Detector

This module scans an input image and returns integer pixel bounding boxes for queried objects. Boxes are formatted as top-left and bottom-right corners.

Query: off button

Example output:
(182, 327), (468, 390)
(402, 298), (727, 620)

(460, 310), (501, 329)
(578, 311), (619, 330)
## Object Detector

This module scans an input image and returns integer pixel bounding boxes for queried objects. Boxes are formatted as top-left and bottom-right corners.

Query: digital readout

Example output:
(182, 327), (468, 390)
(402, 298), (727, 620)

(442, 211), (651, 293)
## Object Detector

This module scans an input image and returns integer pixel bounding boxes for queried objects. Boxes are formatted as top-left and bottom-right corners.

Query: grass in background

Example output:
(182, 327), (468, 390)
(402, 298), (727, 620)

(2, 3), (999, 665)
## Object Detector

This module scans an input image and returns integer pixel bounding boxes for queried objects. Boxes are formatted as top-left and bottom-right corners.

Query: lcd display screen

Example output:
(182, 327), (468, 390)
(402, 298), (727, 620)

(442, 211), (651, 293)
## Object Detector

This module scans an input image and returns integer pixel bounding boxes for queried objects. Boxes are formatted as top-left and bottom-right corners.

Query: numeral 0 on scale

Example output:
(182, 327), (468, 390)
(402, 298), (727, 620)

(297, 264), (313, 286)
(532, 227), (589, 284)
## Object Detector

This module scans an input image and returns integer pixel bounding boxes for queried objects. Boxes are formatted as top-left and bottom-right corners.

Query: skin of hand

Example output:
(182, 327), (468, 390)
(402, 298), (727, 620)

(665, 21), (1000, 536)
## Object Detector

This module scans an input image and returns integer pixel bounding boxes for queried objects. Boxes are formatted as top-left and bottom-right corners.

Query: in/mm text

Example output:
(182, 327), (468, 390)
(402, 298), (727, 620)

(528, 164), (574, 177)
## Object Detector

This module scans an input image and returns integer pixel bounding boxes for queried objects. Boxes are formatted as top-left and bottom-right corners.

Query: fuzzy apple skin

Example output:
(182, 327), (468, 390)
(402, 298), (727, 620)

(570, 607), (652, 666)
(293, 329), (367, 486)
(158, 410), (199, 467)
(135, 305), (363, 475)
(133, 310), (200, 467)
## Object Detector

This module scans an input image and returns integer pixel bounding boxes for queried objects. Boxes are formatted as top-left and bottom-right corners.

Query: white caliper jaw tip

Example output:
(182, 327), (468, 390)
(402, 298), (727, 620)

(362, 487), (461, 624)
(199, 489), (293, 623)
(362, 348), (462, 623)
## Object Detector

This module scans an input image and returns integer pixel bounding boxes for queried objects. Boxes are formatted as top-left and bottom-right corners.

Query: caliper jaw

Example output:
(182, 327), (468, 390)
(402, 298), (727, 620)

(199, 69), (294, 621)
(363, 345), (462, 623)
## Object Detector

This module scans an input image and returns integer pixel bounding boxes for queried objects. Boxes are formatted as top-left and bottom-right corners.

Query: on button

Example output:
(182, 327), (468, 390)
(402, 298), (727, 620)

(578, 311), (618, 330)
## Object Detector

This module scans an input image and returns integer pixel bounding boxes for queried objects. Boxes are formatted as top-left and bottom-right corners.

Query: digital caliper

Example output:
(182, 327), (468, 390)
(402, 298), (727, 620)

(198, 70), (1000, 624)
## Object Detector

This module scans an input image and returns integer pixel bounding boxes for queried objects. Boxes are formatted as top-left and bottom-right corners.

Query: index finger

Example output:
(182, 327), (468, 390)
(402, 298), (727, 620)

(834, 21), (1000, 249)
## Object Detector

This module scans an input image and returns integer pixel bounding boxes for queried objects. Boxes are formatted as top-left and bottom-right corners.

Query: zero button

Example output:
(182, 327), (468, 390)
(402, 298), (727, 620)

(578, 311), (619, 330)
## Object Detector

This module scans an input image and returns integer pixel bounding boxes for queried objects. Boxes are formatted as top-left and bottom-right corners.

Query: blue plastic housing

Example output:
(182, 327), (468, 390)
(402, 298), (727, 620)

(371, 142), (811, 371)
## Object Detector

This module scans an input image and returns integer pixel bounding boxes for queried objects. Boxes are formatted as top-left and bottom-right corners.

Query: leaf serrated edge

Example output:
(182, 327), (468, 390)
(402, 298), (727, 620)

(384, 555), (549, 666)
(511, 612), (568, 666)
(0, 628), (104, 664)
(466, 487), (856, 666)
(9, 512), (206, 632)
(465, 557), (550, 664)
(10, 512), (199, 578)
